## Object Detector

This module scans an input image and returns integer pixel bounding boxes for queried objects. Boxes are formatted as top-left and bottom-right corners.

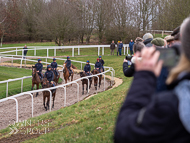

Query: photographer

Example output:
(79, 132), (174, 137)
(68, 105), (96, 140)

(123, 42), (145, 77)
(114, 17), (190, 143)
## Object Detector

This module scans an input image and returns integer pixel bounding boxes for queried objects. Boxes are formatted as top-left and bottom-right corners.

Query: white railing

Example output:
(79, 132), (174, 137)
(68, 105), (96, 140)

(0, 44), (129, 57)
(0, 45), (115, 124)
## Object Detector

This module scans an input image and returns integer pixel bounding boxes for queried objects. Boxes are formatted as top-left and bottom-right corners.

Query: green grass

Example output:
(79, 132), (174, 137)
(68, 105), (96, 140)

(0, 67), (33, 99)
(0, 54), (133, 143)
(154, 34), (168, 39)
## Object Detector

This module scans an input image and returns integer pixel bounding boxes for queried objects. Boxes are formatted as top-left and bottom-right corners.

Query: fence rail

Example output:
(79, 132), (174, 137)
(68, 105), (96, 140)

(0, 45), (115, 124)
(0, 44), (130, 58)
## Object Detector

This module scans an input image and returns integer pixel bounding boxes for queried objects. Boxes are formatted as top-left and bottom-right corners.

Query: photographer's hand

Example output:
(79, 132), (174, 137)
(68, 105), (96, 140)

(123, 59), (128, 63)
(135, 47), (163, 77)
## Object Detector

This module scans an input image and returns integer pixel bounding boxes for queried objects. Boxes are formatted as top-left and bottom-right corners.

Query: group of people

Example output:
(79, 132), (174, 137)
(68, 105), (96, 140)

(110, 40), (123, 56)
(34, 58), (59, 86)
(114, 17), (190, 142)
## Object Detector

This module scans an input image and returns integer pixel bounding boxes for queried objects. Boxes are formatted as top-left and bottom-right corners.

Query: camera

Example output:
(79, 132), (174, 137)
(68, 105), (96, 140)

(125, 56), (133, 61)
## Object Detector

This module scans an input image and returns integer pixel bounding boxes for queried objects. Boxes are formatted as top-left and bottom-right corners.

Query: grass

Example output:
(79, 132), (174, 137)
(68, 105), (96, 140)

(0, 66), (63, 99)
(0, 67), (32, 99)
(0, 54), (133, 143)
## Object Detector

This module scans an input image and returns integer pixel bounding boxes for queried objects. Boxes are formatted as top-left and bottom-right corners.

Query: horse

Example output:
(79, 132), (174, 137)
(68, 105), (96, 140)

(79, 72), (92, 95)
(63, 63), (77, 85)
(91, 69), (102, 90)
(52, 69), (60, 84)
(31, 66), (43, 97)
(42, 78), (56, 111)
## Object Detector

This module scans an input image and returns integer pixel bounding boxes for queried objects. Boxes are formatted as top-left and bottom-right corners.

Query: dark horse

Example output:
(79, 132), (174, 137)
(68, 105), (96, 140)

(80, 72), (92, 95)
(31, 66), (43, 97)
(63, 63), (77, 85)
(91, 69), (102, 90)
(42, 78), (56, 111)
(52, 69), (60, 84)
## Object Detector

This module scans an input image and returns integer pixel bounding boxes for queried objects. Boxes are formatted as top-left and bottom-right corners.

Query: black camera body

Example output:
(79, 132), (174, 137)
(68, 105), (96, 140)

(126, 56), (133, 61)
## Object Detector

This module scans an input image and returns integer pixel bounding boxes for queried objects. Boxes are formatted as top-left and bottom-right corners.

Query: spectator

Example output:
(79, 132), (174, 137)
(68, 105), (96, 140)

(114, 17), (190, 143)
(118, 41), (123, 56)
(164, 35), (174, 48)
(135, 37), (143, 43)
(110, 40), (116, 55)
(129, 39), (134, 55)
(117, 41), (120, 56)
(143, 33), (153, 47)
(23, 45), (28, 59)
(151, 37), (165, 48)
(123, 42), (145, 77)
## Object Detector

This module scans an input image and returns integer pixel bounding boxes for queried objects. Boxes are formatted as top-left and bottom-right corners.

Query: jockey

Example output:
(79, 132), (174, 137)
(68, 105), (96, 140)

(35, 59), (43, 80)
(99, 56), (105, 72)
(84, 60), (91, 76)
(44, 65), (55, 87)
(65, 56), (72, 76)
(51, 58), (59, 78)
(95, 58), (102, 73)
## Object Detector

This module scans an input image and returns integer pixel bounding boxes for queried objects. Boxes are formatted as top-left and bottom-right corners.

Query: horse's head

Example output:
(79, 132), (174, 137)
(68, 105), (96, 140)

(80, 72), (85, 77)
(42, 78), (49, 88)
(32, 66), (37, 76)
(92, 69), (98, 74)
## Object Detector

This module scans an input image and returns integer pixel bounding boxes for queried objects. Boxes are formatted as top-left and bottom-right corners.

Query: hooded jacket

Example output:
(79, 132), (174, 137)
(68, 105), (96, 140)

(129, 42), (134, 50)
(143, 38), (153, 47)
(51, 62), (57, 69)
(65, 60), (71, 68)
(95, 61), (102, 69)
(44, 69), (54, 82)
(84, 64), (91, 73)
(114, 71), (190, 143)
(35, 63), (43, 72)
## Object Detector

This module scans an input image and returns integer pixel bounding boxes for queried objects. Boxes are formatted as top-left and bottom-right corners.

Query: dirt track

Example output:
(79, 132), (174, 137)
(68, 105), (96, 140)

(0, 73), (111, 130)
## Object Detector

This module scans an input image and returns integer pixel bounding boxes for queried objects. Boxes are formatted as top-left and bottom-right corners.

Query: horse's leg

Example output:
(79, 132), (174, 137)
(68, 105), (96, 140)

(82, 83), (84, 95)
(43, 95), (47, 110)
(52, 93), (55, 108)
(31, 83), (34, 90)
(46, 95), (50, 111)
(99, 78), (101, 88)
(36, 83), (39, 97)
(71, 74), (73, 86)
(89, 80), (92, 89)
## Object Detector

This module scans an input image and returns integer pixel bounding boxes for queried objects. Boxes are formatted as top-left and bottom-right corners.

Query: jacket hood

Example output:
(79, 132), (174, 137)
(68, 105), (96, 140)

(174, 80), (190, 133)
(143, 38), (153, 45)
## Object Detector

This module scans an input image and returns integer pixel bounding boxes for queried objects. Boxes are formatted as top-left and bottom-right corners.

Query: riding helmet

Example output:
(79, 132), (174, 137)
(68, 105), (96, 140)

(99, 56), (102, 58)
(87, 60), (90, 63)
(67, 56), (70, 59)
(53, 58), (56, 61)
(97, 58), (99, 61)
(38, 59), (42, 62)
(47, 65), (51, 69)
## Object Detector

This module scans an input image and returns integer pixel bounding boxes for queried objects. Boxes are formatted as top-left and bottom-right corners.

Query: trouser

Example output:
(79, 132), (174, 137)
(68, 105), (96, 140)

(68, 67), (73, 76)
(119, 48), (122, 56)
(38, 72), (43, 79)
(102, 66), (104, 72)
(85, 72), (92, 80)
(111, 49), (114, 55)
(53, 69), (59, 76)
(130, 50), (133, 55)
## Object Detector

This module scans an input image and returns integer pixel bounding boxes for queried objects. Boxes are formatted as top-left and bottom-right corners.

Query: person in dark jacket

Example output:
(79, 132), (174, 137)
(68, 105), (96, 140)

(129, 39), (134, 55)
(35, 59), (43, 79)
(117, 41), (120, 56)
(95, 58), (102, 73)
(99, 56), (104, 72)
(123, 42), (145, 77)
(23, 45), (28, 59)
(115, 17), (190, 143)
(65, 56), (72, 76)
(118, 41), (123, 56)
(51, 58), (59, 78)
(84, 60), (91, 76)
(44, 65), (55, 93)
(143, 33), (153, 47)
(110, 40), (116, 55)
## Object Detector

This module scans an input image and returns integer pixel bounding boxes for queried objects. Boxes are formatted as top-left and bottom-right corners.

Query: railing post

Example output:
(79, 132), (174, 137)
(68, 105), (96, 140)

(98, 47), (100, 56)
(12, 56), (13, 66)
(6, 81), (8, 97)
(124, 46), (126, 55)
(127, 46), (129, 55)
(0, 56), (1, 63)
(20, 59), (22, 68)
(47, 48), (49, 57)
(72, 47), (74, 57)
(78, 46), (80, 55)
(162, 31), (164, 37)
(34, 47), (36, 56)
(46, 58), (47, 66)
(22, 49), (24, 59)
(21, 79), (23, 93)
(81, 63), (82, 70)
(16, 48), (17, 56)
(102, 47), (104, 55)
(54, 47), (56, 57)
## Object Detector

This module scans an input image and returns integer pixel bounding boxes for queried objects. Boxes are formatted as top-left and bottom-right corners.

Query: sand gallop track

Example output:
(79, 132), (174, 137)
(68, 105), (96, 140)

(0, 73), (111, 130)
